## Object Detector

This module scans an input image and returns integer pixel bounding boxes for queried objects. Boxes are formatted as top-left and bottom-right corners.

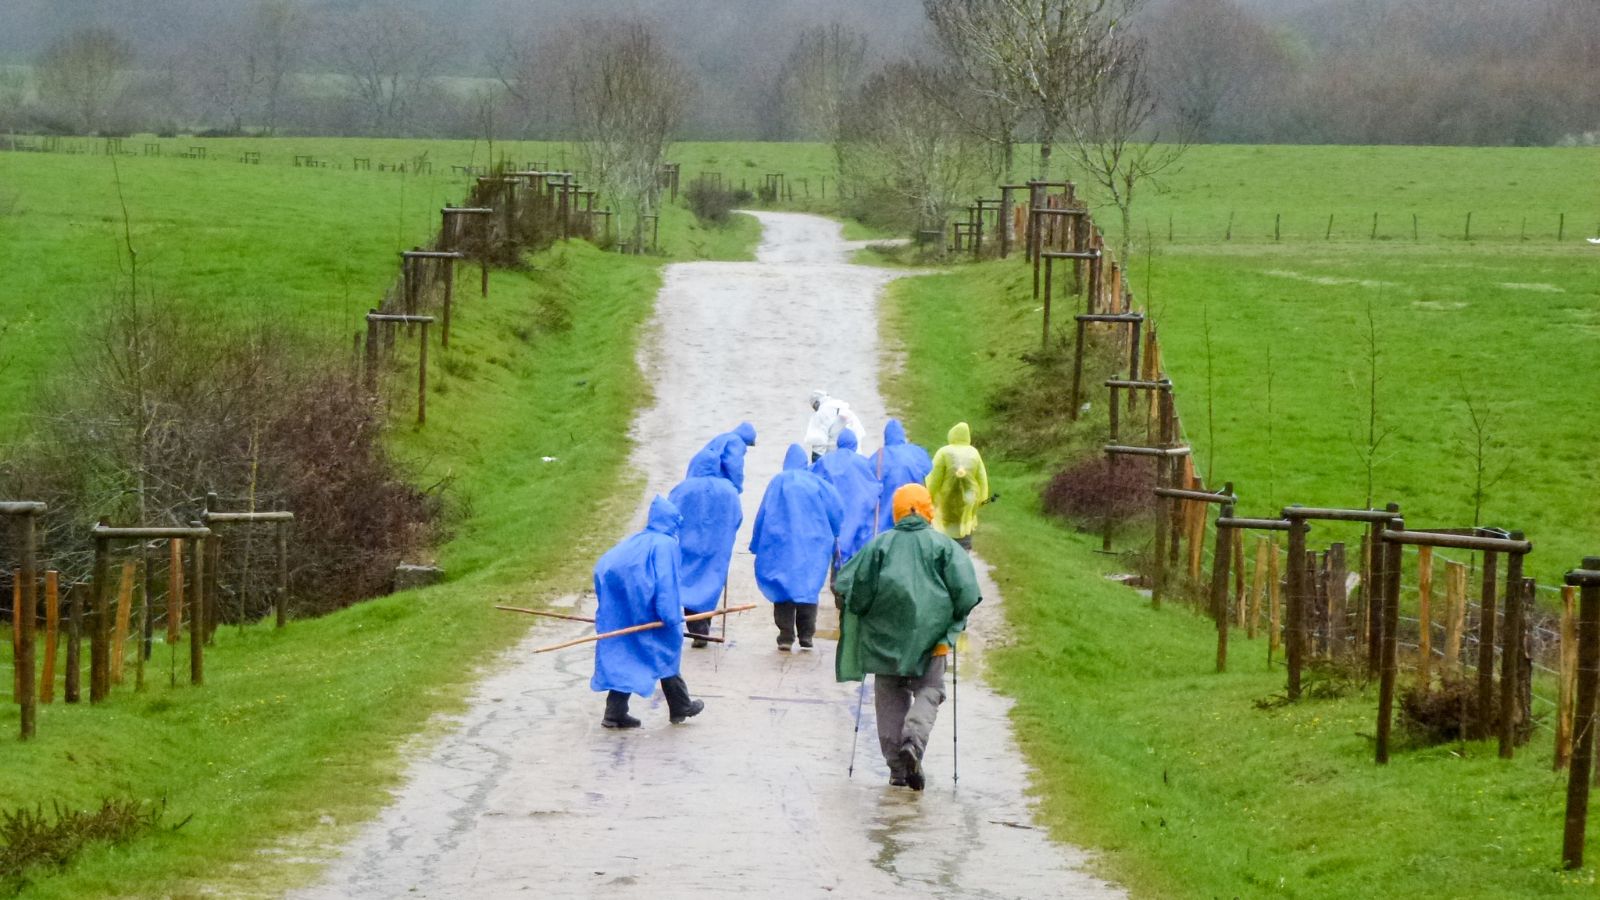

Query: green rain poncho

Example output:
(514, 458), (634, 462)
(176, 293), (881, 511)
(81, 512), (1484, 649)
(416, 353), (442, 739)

(925, 421), (989, 540)
(833, 513), (983, 682)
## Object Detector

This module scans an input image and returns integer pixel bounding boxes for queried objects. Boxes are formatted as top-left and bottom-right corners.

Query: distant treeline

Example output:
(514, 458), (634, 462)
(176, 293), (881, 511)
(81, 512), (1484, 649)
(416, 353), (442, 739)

(0, 0), (1595, 146)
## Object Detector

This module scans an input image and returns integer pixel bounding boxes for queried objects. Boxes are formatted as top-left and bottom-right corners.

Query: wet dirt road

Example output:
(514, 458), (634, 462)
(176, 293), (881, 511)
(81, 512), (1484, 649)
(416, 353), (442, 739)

(294, 213), (1124, 899)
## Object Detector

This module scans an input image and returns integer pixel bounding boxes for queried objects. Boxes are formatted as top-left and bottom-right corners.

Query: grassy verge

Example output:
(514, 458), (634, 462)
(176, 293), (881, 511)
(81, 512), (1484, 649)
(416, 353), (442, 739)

(0, 160), (759, 894)
(880, 260), (1595, 897)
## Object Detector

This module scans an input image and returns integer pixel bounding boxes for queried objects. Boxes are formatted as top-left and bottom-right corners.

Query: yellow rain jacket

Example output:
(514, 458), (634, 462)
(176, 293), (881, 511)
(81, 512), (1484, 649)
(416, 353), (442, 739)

(925, 422), (989, 540)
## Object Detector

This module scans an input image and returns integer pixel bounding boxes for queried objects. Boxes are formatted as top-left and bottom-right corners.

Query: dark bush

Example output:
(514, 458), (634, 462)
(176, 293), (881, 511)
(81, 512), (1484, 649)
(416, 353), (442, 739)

(1041, 454), (1157, 530)
(0, 798), (169, 894)
(1, 296), (441, 619)
(1400, 675), (1491, 745)
(685, 181), (736, 225)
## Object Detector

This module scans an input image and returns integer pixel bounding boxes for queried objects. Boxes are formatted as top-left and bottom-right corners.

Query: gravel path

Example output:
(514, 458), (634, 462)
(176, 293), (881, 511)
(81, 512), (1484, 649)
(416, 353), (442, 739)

(292, 212), (1124, 899)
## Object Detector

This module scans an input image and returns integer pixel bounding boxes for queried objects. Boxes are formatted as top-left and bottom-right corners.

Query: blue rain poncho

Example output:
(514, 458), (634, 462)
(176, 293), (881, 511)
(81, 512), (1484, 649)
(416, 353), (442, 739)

(809, 429), (879, 563)
(590, 496), (687, 697)
(686, 421), (757, 493)
(750, 444), (844, 606)
(872, 419), (934, 532)
(667, 454), (744, 614)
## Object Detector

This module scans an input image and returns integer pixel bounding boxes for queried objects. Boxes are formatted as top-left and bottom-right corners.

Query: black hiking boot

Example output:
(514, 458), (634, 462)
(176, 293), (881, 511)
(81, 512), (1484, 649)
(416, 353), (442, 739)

(692, 638), (709, 649)
(898, 746), (925, 791)
(889, 773), (909, 787)
(798, 639), (814, 650)
(669, 699), (705, 724)
(603, 691), (639, 729)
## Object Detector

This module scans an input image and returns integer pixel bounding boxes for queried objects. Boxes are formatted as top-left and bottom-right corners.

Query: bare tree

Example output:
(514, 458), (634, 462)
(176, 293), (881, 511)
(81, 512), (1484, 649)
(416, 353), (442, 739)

(35, 27), (134, 134)
(1059, 38), (1189, 262)
(328, 7), (451, 136)
(922, 0), (1140, 179)
(1454, 384), (1510, 529)
(564, 20), (694, 251)
(838, 60), (989, 232)
(777, 24), (869, 152)
(1144, 0), (1290, 142)
(253, 0), (306, 135)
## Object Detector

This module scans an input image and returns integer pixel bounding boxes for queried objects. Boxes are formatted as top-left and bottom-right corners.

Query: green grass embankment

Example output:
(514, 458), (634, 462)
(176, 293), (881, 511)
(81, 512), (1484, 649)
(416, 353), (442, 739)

(0, 149), (760, 895)
(881, 258), (1595, 897)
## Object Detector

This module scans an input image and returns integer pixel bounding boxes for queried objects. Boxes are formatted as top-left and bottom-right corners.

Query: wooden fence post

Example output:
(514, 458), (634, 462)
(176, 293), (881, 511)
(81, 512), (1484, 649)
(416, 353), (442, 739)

(1285, 516), (1308, 699)
(1211, 507), (1235, 672)
(65, 581), (81, 704)
(190, 534), (205, 686)
(90, 531), (109, 703)
(1268, 540), (1282, 667)
(1249, 536), (1268, 639)
(1444, 561), (1466, 673)
(111, 561), (134, 684)
(1557, 585), (1578, 770)
(1328, 543), (1348, 653)
(1499, 540), (1526, 759)
(41, 571), (58, 704)
(1561, 559), (1600, 869)
(1417, 546), (1434, 684)
(1377, 530), (1403, 764)
(1477, 552), (1499, 740)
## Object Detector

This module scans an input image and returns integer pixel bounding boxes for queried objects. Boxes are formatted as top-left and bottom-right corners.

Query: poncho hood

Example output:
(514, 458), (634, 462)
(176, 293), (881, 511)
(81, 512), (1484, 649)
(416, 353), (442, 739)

(646, 495), (682, 537)
(884, 419), (907, 447)
(735, 421), (757, 446)
(782, 443), (809, 470)
(947, 422), (971, 445)
(836, 428), (858, 452)
(686, 453), (722, 479)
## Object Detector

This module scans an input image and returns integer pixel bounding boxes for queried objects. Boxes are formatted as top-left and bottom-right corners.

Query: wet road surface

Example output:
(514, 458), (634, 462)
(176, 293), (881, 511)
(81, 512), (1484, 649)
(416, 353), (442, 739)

(293, 212), (1124, 899)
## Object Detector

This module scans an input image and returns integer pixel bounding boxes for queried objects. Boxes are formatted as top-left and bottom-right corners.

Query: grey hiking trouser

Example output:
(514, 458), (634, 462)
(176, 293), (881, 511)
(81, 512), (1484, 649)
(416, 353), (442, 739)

(874, 655), (947, 773)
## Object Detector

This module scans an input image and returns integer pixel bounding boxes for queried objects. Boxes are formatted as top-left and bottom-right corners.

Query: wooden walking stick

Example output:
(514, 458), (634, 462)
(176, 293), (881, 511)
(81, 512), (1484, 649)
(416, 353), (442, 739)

(531, 604), (757, 654)
(495, 606), (725, 642)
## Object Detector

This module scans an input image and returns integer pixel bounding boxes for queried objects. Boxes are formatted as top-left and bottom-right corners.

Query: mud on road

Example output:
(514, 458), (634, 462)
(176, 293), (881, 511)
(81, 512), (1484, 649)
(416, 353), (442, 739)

(294, 212), (1124, 899)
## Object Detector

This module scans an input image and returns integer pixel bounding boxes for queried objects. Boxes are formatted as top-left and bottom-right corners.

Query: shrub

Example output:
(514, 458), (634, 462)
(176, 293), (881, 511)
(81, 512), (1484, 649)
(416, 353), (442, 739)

(1041, 454), (1157, 531)
(0, 798), (169, 894)
(684, 181), (735, 225)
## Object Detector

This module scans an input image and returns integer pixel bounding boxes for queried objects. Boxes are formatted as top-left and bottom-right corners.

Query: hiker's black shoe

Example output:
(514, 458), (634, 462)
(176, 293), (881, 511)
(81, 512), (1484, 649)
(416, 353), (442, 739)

(777, 641), (793, 652)
(602, 714), (642, 729)
(898, 747), (925, 791)
(692, 639), (709, 649)
(669, 699), (705, 724)
(889, 774), (909, 787)
(798, 639), (814, 650)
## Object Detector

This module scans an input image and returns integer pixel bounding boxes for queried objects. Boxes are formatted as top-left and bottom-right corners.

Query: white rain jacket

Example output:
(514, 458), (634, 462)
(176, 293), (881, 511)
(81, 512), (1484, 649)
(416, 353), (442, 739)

(804, 394), (865, 458)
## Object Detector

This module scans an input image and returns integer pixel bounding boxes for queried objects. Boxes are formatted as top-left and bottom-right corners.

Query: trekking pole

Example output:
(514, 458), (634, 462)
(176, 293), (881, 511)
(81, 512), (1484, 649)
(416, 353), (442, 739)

(952, 643), (960, 785)
(848, 677), (868, 778)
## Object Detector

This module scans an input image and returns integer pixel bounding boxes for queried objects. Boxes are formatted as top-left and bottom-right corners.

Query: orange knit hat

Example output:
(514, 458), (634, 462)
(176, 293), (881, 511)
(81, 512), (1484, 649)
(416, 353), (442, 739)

(892, 483), (934, 524)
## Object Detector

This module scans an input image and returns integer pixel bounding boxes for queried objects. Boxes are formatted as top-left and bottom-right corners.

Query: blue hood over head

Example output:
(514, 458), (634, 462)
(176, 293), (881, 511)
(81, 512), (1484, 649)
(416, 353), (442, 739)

(884, 419), (907, 447)
(836, 428), (858, 452)
(783, 443), (809, 471)
(590, 496), (687, 697)
(646, 495), (682, 538)
(735, 421), (757, 446)
(752, 446), (845, 604)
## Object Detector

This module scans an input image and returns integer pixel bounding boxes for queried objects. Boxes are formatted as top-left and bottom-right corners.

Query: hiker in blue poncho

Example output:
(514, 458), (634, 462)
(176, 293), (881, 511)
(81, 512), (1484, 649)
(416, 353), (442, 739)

(750, 444), (844, 651)
(668, 453), (744, 649)
(687, 421), (757, 493)
(872, 419), (934, 533)
(591, 495), (706, 729)
(810, 428), (878, 565)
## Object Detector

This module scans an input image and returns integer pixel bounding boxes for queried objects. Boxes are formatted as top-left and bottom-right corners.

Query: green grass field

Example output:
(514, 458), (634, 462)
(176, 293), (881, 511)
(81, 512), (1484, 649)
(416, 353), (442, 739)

(881, 254), (1597, 898)
(0, 144), (760, 895)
